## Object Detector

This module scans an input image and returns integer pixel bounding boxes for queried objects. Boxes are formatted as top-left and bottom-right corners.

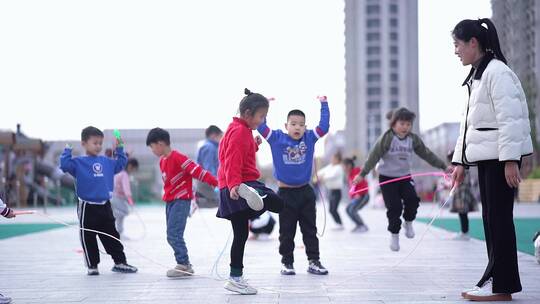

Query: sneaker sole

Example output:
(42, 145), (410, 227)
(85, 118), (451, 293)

(461, 289), (478, 298)
(224, 283), (257, 295)
(464, 293), (512, 301)
(238, 184), (264, 211)
(111, 268), (138, 273)
(280, 271), (296, 275)
(307, 269), (328, 275)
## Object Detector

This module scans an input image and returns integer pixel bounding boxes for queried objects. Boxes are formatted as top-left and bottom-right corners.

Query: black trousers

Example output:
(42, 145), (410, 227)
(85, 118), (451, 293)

(379, 175), (420, 234)
(328, 189), (343, 225)
(278, 185), (320, 264)
(476, 160), (522, 294)
(77, 201), (126, 268)
(229, 189), (283, 275)
(459, 213), (469, 233)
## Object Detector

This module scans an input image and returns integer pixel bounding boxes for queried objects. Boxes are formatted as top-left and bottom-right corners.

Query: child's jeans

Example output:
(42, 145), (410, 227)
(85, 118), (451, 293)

(166, 199), (191, 265)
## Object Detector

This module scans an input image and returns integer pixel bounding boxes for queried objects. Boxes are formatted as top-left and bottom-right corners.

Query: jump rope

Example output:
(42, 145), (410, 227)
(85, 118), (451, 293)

(14, 170), (456, 295)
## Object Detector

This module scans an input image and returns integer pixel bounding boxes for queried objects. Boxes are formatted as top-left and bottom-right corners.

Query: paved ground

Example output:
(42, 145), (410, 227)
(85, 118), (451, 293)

(1, 202), (539, 303)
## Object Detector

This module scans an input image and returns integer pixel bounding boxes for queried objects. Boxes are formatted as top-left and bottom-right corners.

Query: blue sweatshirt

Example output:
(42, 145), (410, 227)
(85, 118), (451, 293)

(60, 147), (127, 203)
(197, 139), (219, 176)
(258, 102), (330, 186)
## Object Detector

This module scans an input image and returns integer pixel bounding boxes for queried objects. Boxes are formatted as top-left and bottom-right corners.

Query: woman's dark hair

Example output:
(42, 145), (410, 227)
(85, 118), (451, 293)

(452, 18), (507, 64)
(239, 88), (269, 117)
(389, 107), (416, 127)
(343, 156), (357, 167)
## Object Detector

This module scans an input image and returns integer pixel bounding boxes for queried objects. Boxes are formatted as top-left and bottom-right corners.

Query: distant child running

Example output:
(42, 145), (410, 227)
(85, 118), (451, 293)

(217, 88), (284, 295)
(354, 108), (451, 251)
(111, 158), (139, 239)
(60, 126), (138, 275)
(317, 152), (345, 230)
(258, 95), (330, 275)
(446, 151), (477, 241)
(146, 127), (218, 278)
(343, 156), (370, 233)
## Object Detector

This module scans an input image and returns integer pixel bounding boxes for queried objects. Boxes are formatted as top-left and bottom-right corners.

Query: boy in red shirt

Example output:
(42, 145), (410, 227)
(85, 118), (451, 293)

(146, 128), (218, 278)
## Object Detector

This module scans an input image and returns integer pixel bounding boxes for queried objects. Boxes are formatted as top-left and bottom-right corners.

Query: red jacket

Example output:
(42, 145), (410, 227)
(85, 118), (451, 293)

(218, 117), (260, 189)
(349, 167), (368, 198)
(160, 150), (218, 202)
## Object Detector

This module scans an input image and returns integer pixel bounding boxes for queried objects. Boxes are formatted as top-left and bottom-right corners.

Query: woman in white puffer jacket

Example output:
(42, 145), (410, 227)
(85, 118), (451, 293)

(451, 19), (533, 302)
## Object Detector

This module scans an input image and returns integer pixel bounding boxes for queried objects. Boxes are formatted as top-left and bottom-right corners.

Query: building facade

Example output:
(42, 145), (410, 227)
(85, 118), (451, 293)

(344, 0), (419, 159)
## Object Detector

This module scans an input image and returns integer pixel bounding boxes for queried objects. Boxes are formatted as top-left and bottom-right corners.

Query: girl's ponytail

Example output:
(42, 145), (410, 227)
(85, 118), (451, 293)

(478, 18), (507, 64)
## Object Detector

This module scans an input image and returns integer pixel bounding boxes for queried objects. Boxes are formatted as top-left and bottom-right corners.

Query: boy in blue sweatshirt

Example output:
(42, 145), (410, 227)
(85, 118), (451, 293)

(257, 96), (330, 275)
(60, 126), (137, 275)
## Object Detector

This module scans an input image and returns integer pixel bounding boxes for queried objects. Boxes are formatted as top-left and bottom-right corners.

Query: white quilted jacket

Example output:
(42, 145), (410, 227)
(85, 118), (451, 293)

(453, 57), (533, 165)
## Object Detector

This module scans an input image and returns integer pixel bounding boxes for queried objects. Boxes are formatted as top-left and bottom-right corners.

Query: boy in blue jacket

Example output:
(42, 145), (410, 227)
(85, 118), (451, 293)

(258, 96), (330, 275)
(60, 126), (137, 275)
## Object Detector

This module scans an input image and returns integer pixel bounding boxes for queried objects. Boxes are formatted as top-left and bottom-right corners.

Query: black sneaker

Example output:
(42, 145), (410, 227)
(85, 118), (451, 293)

(111, 263), (138, 273)
(307, 260), (328, 275)
(87, 267), (99, 276)
(280, 263), (295, 275)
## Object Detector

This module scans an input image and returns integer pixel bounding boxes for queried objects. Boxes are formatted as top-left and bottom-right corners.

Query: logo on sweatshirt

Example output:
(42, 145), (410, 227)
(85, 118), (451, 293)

(93, 163), (104, 177)
(283, 141), (307, 165)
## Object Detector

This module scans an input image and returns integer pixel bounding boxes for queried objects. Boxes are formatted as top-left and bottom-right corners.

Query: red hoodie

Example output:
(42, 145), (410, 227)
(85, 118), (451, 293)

(160, 150), (218, 202)
(218, 117), (260, 189)
(349, 167), (368, 198)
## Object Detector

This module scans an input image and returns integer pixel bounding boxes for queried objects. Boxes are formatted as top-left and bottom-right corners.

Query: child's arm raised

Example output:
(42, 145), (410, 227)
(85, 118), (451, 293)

(59, 145), (76, 176)
(257, 118), (281, 143)
(313, 96), (330, 139)
(113, 146), (128, 174)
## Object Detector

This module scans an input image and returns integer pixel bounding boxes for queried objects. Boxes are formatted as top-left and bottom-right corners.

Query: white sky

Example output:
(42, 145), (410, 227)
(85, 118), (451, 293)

(0, 0), (491, 141)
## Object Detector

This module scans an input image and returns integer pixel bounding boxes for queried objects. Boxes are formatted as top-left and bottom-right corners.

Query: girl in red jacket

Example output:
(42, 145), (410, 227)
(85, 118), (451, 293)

(343, 157), (370, 233)
(217, 88), (284, 295)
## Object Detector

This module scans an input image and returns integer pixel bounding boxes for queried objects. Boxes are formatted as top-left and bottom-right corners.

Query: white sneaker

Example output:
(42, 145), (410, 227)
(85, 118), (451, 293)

(464, 278), (512, 301)
(0, 293), (12, 304)
(390, 233), (400, 251)
(453, 232), (470, 241)
(224, 276), (257, 295)
(166, 264), (194, 278)
(461, 286), (480, 298)
(238, 184), (264, 211)
(403, 221), (415, 239)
